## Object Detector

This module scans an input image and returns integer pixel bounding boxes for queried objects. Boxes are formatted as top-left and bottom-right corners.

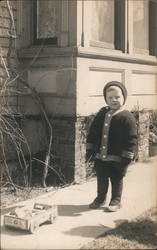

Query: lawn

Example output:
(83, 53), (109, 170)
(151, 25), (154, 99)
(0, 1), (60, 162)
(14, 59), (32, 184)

(81, 207), (157, 249)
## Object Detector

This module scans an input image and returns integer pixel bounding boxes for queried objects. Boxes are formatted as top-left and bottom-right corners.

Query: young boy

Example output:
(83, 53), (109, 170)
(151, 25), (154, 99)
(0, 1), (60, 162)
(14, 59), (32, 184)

(86, 81), (138, 212)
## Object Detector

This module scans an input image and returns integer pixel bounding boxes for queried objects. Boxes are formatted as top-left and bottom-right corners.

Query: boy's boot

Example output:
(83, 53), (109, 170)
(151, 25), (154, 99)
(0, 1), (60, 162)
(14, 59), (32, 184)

(108, 177), (123, 212)
(108, 199), (121, 212)
(90, 161), (109, 209)
(89, 177), (108, 209)
(89, 197), (106, 209)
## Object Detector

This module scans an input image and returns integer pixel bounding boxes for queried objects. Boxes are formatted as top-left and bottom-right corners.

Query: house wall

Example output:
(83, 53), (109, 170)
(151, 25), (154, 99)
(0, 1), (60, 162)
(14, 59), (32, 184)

(74, 55), (157, 180)
(74, 1), (157, 181)
(0, 1), (20, 168)
(3, 1), (156, 183)
(0, 1), (18, 112)
(76, 56), (157, 116)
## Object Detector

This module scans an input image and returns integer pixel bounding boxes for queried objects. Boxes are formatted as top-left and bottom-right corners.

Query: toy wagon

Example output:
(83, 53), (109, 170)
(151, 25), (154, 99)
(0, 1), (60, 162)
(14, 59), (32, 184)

(4, 203), (58, 233)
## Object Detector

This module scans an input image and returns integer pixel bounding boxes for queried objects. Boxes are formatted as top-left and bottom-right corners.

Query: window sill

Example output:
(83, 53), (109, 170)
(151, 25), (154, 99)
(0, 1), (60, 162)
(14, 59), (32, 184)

(18, 46), (77, 58)
(18, 45), (157, 66)
(77, 46), (157, 66)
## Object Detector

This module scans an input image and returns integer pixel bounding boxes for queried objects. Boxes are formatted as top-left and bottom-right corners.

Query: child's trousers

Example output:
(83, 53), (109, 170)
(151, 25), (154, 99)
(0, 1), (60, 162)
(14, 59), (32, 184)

(94, 159), (126, 204)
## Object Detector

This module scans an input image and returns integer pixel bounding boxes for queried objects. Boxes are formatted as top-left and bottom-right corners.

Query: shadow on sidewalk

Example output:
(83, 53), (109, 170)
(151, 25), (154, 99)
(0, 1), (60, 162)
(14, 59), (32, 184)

(58, 204), (98, 216)
(81, 208), (157, 248)
(99, 217), (157, 248)
(1, 225), (31, 236)
(63, 224), (111, 238)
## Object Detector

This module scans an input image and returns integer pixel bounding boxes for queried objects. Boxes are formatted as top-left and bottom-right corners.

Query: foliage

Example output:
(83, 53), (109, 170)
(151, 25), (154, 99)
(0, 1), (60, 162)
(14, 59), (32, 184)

(0, 1), (60, 191)
(149, 110), (157, 145)
(149, 132), (157, 145)
(81, 208), (157, 249)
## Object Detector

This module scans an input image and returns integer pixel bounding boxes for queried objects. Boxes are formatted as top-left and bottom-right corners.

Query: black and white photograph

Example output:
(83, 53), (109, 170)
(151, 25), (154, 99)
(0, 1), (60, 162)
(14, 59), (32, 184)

(0, 0), (157, 249)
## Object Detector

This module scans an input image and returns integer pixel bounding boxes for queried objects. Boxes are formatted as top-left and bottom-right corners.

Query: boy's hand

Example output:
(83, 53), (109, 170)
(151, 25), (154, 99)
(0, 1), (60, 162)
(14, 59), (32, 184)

(121, 157), (131, 167)
(119, 158), (131, 176)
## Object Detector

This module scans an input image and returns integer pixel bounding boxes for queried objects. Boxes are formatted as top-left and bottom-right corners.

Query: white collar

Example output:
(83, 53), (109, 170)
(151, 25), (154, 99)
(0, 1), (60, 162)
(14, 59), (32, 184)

(107, 106), (125, 116)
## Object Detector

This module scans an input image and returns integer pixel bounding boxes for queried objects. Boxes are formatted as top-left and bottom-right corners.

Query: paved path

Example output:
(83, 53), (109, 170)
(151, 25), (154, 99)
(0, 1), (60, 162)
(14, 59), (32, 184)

(1, 157), (157, 249)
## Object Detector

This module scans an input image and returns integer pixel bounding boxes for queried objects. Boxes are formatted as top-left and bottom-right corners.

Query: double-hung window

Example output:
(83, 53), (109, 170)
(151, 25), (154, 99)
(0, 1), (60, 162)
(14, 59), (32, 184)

(87, 0), (157, 56)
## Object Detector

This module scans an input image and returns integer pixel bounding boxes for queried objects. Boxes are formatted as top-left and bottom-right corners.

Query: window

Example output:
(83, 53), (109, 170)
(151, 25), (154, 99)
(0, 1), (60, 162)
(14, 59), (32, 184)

(131, 0), (157, 56)
(89, 0), (126, 52)
(34, 0), (58, 45)
(133, 0), (149, 54)
(87, 0), (157, 56)
(90, 0), (115, 49)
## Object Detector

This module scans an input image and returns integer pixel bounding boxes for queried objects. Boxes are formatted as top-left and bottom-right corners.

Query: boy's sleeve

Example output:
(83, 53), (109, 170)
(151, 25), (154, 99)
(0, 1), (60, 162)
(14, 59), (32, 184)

(86, 114), (98, 162)
(86, 112), (99, 150)
(122, 113), (138, 161)
(86, 107), (105, 148)
(86, 108), (105, 161)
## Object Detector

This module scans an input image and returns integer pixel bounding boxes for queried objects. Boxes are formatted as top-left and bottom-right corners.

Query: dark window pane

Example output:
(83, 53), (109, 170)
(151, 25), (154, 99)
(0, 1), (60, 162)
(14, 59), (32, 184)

(37, 0), (58, 39)
(91, 0), (114, 44)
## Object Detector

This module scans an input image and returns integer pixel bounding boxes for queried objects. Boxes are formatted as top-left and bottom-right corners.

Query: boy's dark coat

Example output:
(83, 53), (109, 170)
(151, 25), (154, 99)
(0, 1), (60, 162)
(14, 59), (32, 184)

(87, 107), (138, 161)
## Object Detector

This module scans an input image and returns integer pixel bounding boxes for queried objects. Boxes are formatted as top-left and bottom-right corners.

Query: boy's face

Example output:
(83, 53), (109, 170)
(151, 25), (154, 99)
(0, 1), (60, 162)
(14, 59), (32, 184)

(106, 87), (124, 110)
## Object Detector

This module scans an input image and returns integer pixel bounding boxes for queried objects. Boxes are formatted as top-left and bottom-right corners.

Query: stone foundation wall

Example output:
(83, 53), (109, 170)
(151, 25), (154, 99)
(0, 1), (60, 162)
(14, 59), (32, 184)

(1, 115), (76, 185)
(1, 110), (151, 185)
(50, 117), (75, 183)
(75, 117), (87, 183)
(74, 116), (95, 183)
(19, 116), (76, 184)
(133, 110), (150, 161)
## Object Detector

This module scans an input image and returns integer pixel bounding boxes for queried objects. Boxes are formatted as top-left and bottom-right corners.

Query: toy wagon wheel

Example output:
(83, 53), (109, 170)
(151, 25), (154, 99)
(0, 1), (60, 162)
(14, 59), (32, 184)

(49, 215), (56, 224)
(29, 223), (38, 234)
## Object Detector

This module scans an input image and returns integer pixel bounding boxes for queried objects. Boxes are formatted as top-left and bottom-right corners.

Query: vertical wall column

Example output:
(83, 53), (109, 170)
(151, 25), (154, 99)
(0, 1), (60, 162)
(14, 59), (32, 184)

(74, 117), (87, 183)
(136, 110), (150, 161)
(59, 0), (69, 47)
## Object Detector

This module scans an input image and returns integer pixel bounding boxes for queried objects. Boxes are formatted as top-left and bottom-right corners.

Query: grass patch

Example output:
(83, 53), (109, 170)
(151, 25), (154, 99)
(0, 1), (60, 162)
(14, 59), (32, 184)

(81, 207), (157, 249)
(0, 186), (54, 209)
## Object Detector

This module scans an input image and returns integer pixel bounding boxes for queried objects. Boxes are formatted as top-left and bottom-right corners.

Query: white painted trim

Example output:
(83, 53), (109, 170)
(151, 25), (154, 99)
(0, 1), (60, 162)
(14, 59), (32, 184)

(78, 46), (157, 65)
(133, 48), (149, 55)
(124, 0), (128, 53)
(89, 67), (125, 74)
(124, 69), (132, 95)
(90, 40), (115, 50)
(132, 70), (157, 75)
(127, 0), (133, 54)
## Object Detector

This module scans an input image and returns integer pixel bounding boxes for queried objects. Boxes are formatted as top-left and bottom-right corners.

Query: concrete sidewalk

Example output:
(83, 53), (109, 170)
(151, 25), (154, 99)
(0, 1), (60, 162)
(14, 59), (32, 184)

(1, 157), (157, 250)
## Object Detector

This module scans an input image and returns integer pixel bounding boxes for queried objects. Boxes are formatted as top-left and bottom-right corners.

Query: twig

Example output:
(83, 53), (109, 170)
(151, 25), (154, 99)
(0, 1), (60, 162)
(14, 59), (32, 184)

(0, 132), (17, 192)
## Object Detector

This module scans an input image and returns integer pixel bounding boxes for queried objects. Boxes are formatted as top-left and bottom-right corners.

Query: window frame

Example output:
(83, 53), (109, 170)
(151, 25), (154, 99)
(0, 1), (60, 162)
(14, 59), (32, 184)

(149, 0), (157, 56)
(114, 0), (126, 53)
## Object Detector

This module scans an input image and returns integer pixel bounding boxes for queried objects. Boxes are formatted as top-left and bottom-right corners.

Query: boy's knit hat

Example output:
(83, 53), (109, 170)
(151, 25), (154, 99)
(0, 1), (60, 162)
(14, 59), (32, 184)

(103, 81), (127, 104)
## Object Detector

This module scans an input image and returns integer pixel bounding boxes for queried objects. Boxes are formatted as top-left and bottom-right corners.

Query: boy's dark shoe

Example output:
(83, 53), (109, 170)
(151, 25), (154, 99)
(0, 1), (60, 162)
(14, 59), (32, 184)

(89, 200), (105, 209)
(108, 200), (121, 212)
